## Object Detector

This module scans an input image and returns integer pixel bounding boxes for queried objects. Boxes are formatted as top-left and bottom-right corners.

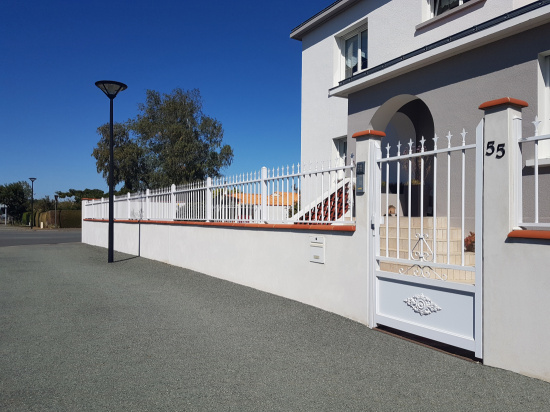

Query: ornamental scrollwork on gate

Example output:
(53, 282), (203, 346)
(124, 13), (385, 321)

(399, 233), (448, 281)
(404, 293), (441, 316)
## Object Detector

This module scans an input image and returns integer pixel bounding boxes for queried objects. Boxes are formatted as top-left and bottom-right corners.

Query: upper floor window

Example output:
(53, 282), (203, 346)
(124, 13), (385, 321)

(431, 0), (471, 17)
(344, 28), (368, 79)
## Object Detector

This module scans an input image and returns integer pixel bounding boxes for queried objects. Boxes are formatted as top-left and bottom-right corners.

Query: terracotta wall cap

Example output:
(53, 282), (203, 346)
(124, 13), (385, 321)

(83, 218), (356, 232)
(507, 230), (550, 240)
(352, 129), (386, 139)
(479, 97), (528, 110)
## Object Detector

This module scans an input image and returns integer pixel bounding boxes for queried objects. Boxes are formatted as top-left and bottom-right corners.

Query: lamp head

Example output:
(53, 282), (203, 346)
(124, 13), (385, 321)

(95, 80), (127, 99)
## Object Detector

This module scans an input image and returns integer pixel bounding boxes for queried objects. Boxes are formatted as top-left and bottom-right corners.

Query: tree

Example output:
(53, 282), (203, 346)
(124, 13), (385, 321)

(0, 181), (31, 221)
(91, 88), (234, 190)
(56, 188), (107, 206)
(91, 122), (147, 191)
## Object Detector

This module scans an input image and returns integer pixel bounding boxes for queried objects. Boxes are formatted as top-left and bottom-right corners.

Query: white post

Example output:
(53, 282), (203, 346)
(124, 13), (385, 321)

(261, 167), (268, 223)
(352, 129), (385, 328)
(127, 192), (131, 220)
(478, 97), (528, 363)
(145, 189), (150, 220)
(206, 177), (212, 222)
(171, 184), (177, 220)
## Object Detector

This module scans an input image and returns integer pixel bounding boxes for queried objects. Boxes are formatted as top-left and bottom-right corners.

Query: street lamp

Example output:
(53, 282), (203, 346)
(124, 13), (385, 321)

(95, 80), (127, 263)
(54, 194), (58, 228)
(29, 177), (36, 229)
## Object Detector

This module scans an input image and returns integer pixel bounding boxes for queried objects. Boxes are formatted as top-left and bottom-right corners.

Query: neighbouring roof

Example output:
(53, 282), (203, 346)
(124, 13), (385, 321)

(231, 192), (300, 206)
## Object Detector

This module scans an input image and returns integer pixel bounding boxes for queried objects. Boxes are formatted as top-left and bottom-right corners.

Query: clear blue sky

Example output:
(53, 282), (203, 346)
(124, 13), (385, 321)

(1, 0), (326, 199)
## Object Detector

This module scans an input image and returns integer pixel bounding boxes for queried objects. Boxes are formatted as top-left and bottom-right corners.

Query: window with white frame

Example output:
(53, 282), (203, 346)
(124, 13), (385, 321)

(342, 26), (368, 79)
(430, 0), (471, 17)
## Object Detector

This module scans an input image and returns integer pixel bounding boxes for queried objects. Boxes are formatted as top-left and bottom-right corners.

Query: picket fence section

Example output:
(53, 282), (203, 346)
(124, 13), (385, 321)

(515, 116), (550, 228)
(83, 158), (356, 225)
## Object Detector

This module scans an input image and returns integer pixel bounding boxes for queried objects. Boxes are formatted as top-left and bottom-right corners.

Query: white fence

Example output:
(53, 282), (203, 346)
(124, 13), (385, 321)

(83, 159), (356, 225)
(516, 116), (550, 228)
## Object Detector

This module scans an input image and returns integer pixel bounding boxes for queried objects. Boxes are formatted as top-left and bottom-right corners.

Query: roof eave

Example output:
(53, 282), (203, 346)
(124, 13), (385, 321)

(290, 0), (361, 41)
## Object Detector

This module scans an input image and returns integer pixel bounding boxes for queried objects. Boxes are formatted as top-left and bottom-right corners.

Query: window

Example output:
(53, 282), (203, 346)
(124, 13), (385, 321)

(431, 0), (471, 17)
(343, 28), (368, 79)
(334, 137), (347, 165)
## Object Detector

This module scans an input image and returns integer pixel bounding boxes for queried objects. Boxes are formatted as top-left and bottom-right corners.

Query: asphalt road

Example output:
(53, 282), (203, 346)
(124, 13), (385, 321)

(0, 225), (81, 247)
(1, 240), (549, 411)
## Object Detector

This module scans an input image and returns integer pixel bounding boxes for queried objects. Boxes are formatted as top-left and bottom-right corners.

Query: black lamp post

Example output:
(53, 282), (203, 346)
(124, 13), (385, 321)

(29, 177), (36, 229)
(95, 80), (127, 263)
(54, 194), (58, 228)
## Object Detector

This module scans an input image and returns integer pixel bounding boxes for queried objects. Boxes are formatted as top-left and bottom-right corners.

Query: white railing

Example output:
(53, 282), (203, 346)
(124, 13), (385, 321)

(516, 116), (550, 228)
(83, 158), (356, 225)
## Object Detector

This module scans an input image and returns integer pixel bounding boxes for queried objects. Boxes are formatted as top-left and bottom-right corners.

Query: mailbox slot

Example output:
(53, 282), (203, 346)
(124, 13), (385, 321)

(309, 236), (325, 264)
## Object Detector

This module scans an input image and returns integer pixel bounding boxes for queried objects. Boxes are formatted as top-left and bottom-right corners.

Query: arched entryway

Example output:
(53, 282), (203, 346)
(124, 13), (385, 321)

(370, 95), (435, 217)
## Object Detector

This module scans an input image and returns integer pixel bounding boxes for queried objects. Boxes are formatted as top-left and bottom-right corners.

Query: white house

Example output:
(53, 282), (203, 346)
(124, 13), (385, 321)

(291, 0), (550, 163)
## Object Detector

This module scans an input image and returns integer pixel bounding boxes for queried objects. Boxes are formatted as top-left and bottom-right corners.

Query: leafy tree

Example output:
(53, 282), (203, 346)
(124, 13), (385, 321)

(56, 188), (107, 206)
(91, 88), (233, 190)
(0, 181), (31, 221)
(91, 122), (147, 191)
(35, 195), (54, 213)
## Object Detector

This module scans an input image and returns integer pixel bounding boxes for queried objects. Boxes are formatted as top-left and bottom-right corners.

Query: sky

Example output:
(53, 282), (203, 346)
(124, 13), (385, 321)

(0, 0), (328, 199)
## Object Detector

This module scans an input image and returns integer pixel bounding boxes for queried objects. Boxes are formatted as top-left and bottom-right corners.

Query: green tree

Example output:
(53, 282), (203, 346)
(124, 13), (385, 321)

(92, 88), (233, 190)
(56, 188), (107, 206)
(91, 122), (147, 191)
(35, 195), (54, 213)
(0, 181), (31, 221)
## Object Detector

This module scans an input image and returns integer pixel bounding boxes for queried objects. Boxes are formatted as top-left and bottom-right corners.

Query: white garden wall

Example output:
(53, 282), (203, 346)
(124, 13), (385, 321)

(82, 221), (370, 324)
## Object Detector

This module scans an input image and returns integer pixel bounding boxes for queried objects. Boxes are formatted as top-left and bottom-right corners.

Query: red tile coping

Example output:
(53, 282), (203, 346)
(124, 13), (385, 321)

(83, 218), (356, 232)
(507, 230), (550, 240)
(352, 130), (386, 139)
(479, 97), (528, 110)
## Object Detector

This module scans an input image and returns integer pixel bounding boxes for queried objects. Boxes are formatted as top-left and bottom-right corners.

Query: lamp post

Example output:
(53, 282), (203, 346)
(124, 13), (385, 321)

(54, 194), (58, 228)
(95, 80), (127, 263)
(29, 178), (36, 229)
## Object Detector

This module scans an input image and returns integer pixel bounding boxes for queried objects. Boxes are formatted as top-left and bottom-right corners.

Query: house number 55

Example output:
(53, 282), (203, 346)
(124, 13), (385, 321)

(486, 141), (505, 159)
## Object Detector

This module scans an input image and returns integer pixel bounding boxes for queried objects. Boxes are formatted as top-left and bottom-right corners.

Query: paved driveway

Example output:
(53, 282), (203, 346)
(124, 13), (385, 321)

(0, 225), (81, 247)
(1, 242), (549, 411)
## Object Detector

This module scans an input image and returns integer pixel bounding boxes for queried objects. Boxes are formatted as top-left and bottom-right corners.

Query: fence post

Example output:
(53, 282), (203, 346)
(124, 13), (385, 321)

(171, 184), (177, 220)
(352, 129), (385, 328)
(206, 177), (212, 221)
(478, 97), (528, 368)
(261, 167), (268, 223)
(145, 189), (150, 220)
(478, 97), (528, 233)
(127, 192), (131, 220)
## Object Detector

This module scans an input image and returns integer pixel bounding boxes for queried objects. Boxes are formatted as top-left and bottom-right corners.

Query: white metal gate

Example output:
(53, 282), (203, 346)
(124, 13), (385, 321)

(370, 121), (483, 358)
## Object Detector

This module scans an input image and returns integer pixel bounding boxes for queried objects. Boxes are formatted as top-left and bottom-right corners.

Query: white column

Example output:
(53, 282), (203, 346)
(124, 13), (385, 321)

(171, 184), (177, 220)
(352, 129), (385, 328)
(261, 167), (268, 223)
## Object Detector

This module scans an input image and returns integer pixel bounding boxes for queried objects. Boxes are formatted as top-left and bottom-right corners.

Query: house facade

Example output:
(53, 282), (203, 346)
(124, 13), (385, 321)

(291, 0), (550, 164)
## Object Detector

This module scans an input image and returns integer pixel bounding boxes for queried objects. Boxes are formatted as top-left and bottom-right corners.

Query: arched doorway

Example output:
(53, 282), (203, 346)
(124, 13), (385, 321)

(371, 96), (435, 217)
